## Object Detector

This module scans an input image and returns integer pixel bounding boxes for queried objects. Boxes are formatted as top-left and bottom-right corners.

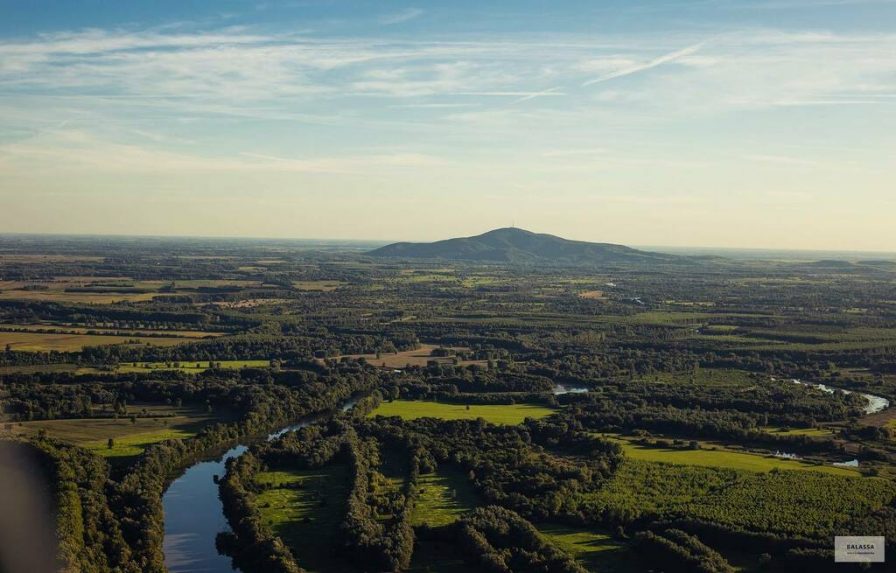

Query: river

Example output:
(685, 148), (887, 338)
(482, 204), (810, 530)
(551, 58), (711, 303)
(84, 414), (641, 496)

(552, 384), (588, 395)
(788, 378), (890, 415)
(160, 379), (886, 570)
(162, 397), (360, 573)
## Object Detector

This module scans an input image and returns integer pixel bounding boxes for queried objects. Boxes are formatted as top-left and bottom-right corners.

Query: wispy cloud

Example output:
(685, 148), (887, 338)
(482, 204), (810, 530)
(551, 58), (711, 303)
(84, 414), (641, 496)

(582, 42), (705, 86)
(0, 129), (447, 174)
(3, 27), (894, 116)
(1, 24), (894, 183)
(379, 8), (424, 26)
(509, 87), (565, 104)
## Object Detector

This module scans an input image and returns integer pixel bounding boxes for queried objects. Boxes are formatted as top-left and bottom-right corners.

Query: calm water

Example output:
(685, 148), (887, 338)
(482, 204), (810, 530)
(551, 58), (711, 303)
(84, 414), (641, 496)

(162, 397), (360, 573)
(162, 443), (247, 573)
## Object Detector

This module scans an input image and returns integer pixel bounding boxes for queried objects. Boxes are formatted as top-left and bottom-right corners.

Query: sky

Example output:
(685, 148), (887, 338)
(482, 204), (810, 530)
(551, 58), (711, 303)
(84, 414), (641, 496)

(0, 1), (894, 250)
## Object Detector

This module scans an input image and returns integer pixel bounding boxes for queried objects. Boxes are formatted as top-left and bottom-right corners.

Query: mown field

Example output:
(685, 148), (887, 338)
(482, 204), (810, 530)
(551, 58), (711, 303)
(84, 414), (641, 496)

(292, 280), (344, 291)
(0, 331), (192, 351)
(0, 276), (286, 304)
(370, 400), (556, 425)
(117, 359), (272, 373)
(0, 323), (222, 338)
(602, 433), (857, 476)
(6, 406), (217, 458)
(339, 344), (487, 369)
(87, 427), (196, 458)
(0, 289), (162, 304)
(763, 426), (835, 438)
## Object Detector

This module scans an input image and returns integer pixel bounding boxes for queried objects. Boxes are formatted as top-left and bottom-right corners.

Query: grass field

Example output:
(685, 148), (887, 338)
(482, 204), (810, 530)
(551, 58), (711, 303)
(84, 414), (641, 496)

(0, 363), (82, 374)
(578, 290), (605, 300)
(255, 465), (352, 572)
(537, 524), (634, 572)
(292, 280), (344, 291)
(410, 466), (478, 527)
(7, 407), (216, 457)
(118, 359), (272, 373)
(0, 324), (222, 338)
(0, 255), (105, 263)
(339, 344), (487, 369)
(87, 428), (196, 457)
(602, 434), (857, 476)
(371, 400), (556, 425)
(0, 289), (161, 304)
(763, 426), (836, 438)
(212, 298), (289, 309)
(0, 331), (191, 351)
(0, 277), (265, 304)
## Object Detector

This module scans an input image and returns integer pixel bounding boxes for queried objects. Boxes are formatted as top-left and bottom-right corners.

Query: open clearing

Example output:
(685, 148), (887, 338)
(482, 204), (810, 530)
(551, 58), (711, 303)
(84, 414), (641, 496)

(0, 277), (265, 304)
(537, 524), (633, 572)
(6, 407), (217, 457)
(292, 280), (344, 291)
(0, 323), (222, 338)
(212, 298), (290, 309)
(340, 344), (487, 369)
(602, 434), (857, 476)
(370, 400), (555, 425)
(577, 290), (605, 300)
(0, 278), (162, 304)
(255, 466), (352, 572)
(0, 331), (191, 351)
(0, 290), (162, 304)
(763, 426), (836, 438)
(410, 466), (478, 527)
(87, 428), (196, 457)
(118, 359), (272, 373)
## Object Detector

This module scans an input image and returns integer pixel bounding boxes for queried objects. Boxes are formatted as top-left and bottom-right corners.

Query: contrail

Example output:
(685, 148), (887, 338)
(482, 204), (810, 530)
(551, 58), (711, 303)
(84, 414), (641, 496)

(582, 42), (704, 86)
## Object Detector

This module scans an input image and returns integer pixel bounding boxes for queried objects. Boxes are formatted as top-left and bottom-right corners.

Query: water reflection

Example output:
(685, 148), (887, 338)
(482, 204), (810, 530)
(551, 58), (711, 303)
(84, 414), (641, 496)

(162, 396), (360, 573)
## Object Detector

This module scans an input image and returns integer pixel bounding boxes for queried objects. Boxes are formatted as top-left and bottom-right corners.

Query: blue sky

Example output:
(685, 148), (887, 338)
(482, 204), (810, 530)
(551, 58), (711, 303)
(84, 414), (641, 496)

(1, 1), (894, 249)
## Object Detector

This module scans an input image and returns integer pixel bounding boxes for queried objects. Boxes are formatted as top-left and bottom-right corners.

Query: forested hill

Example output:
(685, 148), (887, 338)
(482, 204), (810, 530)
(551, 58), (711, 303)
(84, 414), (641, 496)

(367, 227), (684, 265)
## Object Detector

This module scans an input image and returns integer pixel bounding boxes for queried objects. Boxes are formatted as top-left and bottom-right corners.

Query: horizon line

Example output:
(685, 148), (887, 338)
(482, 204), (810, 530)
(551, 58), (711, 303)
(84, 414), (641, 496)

(1, 231), (896, 257)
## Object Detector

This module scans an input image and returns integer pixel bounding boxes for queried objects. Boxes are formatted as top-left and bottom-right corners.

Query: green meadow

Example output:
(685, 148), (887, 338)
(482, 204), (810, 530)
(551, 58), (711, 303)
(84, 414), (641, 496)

(602, 434), (857, 476)
(255, 466), (352, 572)
(370, 400), (556, 425)
(410, 467), (478, 527)
(12, 407), (216, 458)
(537, 524), (634, 572)
(118, 359), (272, 373)
(86, 428), (196, 458)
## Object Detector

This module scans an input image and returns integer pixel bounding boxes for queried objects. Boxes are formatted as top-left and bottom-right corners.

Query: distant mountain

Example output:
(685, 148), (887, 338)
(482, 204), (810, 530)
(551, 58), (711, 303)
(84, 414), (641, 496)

(367, 228), (683, 266)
